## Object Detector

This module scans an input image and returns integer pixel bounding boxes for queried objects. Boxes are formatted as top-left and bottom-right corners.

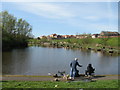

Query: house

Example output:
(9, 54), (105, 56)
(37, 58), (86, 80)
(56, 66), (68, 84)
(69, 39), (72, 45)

(57, 35), (62, 39)
(100, 31), (119, 36)
(76, 35), (88, 39)
(39, 36), (47, 39)
(46, 35), (52, 40)
(92, 34), (100, 38)
(63, 35), (70, 38)
(61, 35), (69, 38)
(61, 35), (76, 39)
(49, 34), (57, 38)
(69, 35), (76, 38)
(49, 34), (64, 39)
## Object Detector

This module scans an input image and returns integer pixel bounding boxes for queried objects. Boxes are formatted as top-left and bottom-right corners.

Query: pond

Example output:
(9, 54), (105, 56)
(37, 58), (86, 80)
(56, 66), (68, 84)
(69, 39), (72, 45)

(2, 46), (119, 75)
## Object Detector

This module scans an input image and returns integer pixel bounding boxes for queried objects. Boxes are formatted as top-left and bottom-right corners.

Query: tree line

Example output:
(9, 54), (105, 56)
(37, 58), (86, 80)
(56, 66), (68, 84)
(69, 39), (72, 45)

(1, 11), (33, 50)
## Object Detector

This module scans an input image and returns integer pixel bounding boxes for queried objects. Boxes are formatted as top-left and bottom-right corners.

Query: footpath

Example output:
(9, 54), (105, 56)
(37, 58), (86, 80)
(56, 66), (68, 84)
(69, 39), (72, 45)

(1, 75), (119, 81)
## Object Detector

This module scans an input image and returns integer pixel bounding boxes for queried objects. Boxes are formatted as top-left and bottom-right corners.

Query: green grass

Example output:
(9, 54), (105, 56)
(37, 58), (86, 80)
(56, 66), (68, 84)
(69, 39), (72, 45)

(1, 80), (119, 88)
(29, 37), (120, 48)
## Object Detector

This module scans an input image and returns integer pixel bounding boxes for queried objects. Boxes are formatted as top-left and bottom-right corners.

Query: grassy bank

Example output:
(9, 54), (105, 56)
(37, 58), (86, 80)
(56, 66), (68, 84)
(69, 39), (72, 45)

(29, 37), (120, 48)
(1, 80), (119, 88)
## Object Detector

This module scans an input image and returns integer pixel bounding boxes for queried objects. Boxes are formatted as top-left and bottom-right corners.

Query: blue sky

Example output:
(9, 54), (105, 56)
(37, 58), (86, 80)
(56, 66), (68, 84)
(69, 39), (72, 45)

(1, 2), (118, 37)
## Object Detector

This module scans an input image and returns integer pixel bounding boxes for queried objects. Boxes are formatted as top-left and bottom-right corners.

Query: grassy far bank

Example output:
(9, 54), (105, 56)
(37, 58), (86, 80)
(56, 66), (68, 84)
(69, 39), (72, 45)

(28, 37), (120, 55)
(1, 80), (119, 88)
(55, 37), (120, 47)
(29, 37), (120, 48)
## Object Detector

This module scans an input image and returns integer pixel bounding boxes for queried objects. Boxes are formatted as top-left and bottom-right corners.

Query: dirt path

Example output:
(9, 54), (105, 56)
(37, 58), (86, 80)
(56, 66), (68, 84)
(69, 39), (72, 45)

(1, 75), (54, 81)
(1, 75), (119, 81)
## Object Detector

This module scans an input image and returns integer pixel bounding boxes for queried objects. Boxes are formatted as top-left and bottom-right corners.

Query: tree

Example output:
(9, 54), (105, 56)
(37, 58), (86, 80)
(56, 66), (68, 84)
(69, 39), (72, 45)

(2, 11), (16, 34)
(1, 11), (32, 50)
(16, 19), (32, 37)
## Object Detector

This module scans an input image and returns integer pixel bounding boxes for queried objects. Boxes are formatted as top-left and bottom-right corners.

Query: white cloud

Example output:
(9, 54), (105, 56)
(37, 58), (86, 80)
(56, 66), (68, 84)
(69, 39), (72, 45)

(11, 2), (117, 21)
(3, 2), (117, 34)
(14, 3), (75, 19)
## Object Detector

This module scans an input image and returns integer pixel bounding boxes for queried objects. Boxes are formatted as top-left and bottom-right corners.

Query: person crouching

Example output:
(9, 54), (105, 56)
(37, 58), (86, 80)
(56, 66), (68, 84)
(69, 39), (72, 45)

(85, 64), (95, 76)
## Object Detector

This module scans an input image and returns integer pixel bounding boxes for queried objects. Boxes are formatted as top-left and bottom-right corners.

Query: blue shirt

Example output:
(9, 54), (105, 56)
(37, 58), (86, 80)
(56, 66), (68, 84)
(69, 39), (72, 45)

(70, 60), (82, 70)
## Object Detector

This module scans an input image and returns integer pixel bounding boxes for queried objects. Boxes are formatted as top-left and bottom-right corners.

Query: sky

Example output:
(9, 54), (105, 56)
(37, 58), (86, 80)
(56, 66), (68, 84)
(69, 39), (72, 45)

(1, 1), (118, 37)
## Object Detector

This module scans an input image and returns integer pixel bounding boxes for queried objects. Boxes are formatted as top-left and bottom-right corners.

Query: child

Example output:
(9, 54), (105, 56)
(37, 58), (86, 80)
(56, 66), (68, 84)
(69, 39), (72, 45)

(85, 64), (95, 76)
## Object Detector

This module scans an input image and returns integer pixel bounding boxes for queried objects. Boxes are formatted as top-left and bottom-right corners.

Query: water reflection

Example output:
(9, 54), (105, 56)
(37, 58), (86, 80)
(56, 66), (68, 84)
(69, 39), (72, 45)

(2, 46), (118, 75)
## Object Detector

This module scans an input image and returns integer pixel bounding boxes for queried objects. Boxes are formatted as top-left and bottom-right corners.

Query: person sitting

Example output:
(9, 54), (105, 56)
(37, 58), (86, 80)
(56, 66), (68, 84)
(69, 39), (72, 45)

(85, 64), (95, 76)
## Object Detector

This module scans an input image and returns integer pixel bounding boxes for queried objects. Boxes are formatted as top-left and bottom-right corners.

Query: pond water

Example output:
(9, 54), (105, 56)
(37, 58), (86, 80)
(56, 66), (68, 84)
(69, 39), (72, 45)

(2, 46), (119, 75)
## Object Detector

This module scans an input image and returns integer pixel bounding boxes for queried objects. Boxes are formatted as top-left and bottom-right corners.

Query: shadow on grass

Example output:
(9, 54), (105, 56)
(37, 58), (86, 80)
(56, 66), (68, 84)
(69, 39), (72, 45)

(93, 75), (106, 79)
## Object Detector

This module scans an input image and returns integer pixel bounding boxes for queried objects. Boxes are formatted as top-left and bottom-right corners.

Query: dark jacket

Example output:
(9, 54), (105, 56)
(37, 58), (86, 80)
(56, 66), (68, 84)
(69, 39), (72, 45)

(87, 64), (95, 73)
(70, 60), (82, 70)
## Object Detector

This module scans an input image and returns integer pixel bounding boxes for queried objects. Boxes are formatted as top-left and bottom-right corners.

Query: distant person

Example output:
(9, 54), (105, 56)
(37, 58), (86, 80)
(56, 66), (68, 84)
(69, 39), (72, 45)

(85, 64), (95, 76)
(69, 58), (82, 80)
